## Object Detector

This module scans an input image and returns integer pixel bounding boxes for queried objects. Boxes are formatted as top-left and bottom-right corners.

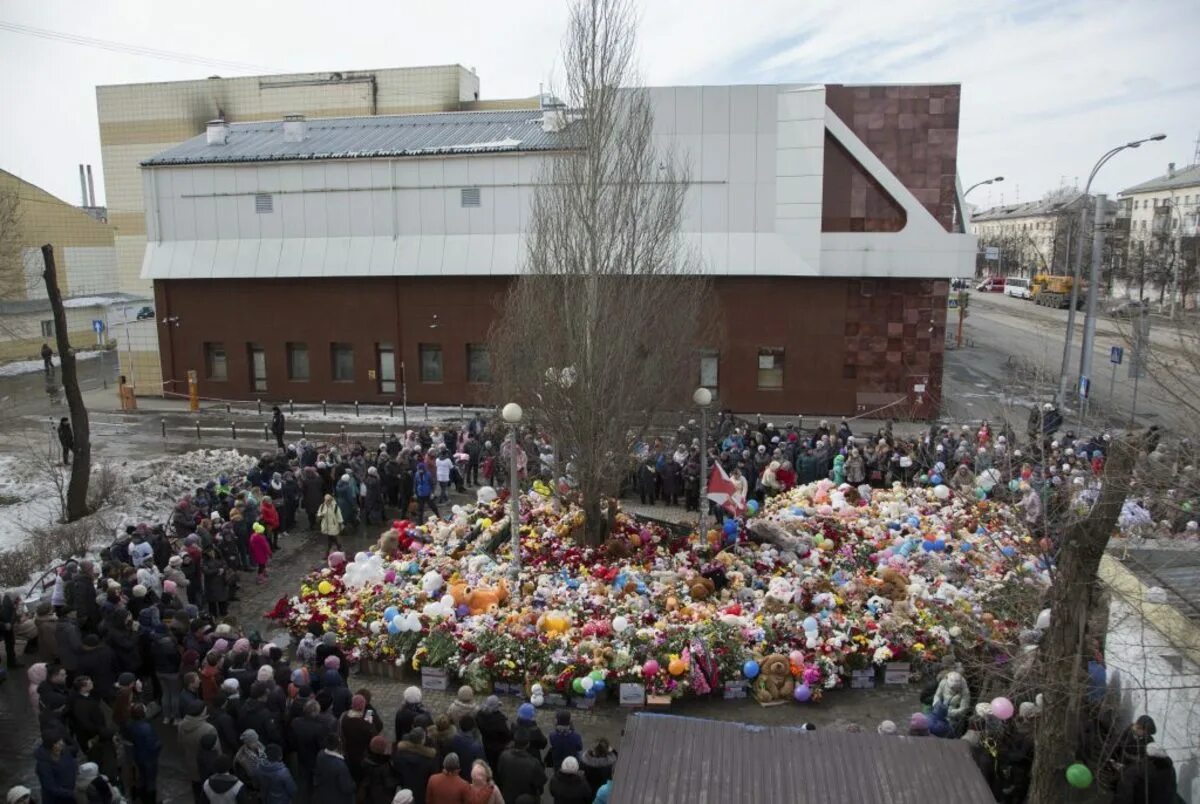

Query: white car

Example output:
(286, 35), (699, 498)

(1004, 277), (1032, 300)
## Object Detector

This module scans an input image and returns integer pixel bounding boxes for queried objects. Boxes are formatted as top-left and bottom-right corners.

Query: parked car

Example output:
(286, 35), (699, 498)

(1004, 277), (1032, 300)
(135, 305), (155, 321)
(976, 276), (1005, 292)
(1108, 299), (1147, 318)
(950, 278), (970, 291)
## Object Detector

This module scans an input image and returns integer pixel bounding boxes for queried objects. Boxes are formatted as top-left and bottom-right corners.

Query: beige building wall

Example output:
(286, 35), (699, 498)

(0, 304), (108, 361)
(0, 168), (117, 301)
(96, 65), (482, 297)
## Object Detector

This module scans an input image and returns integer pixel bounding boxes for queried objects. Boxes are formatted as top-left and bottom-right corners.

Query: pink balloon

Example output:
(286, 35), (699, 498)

(788, 650), (804, 666)
(990, 696), (1014, 720)
(384, 570), (397, 583)
(642, 659), (660, 678)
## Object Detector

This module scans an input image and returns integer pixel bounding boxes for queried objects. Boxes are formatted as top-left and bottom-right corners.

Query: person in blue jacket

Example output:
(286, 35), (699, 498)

(34, 732), (78, 804)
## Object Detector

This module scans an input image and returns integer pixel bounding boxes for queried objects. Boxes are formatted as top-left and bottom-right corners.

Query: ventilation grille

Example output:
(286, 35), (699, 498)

(460, 187), (481, 208)
(255, 193), (273, 213)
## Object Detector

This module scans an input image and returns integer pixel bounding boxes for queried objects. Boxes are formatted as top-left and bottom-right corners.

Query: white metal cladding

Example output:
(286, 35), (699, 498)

(141, 85), (975, 281)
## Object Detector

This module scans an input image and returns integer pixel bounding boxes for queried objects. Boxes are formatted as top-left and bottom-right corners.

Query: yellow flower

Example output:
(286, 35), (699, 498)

(914, 642), (925, 651)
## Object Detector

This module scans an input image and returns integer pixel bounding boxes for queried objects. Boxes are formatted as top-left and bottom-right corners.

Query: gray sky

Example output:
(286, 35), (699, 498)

(2, 0), (1198, 210)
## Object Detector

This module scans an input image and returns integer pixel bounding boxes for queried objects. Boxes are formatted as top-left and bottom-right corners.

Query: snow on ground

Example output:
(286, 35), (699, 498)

(222, 404), (490, 427)
(0, 350), (102, 377)
(0, 448), (255, 591)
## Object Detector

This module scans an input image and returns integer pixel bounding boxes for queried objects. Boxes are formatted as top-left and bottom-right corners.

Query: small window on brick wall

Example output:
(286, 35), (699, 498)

(757, 347), (784, 390)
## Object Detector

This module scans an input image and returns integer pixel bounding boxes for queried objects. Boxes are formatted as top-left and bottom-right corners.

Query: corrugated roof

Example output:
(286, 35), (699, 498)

(971, 193), (1084, 222)
(611, 713), (995, 804)
(1119, 163), (1200, 196)
(141, 109), (570, 166)
(1117, 544), (1200, 621)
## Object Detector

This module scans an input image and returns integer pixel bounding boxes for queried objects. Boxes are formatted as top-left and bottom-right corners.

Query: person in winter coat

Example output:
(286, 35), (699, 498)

(496, 730), (546, 803)
(395, 688), (431, 741)
(124, 703), (161, 804)
(546, 711), (583, 770)
(447, 717), (484, 782)
(548, 757), (591, 804)
(202, 755), (246, 804)
(317, 495), (344, 557)
(57, 418), (74, 465)
(1113, 742), (1177, 804)
(270, 407), (286, 450)
(337, 694), (381, 780)
(248, 524), (273, 584)
(179, 700), (219, 801)
(467, 760), (502, 804)
(201, 551), (231, 617)
(363, 468), (384, 526)
(289, 699), (334, 787)
(56, 612), (83, 675)
(69, 676), (116, 777)
(358, 736), (399, 804)
(335, 474), (359, 529)
(509, 705), (547, 762)
(259, 497), (281, 549)
(257, 744), (296, 804)
(475, 697), (510, 770)
(302, 468), (325, 531)
(313, 734), (356, 804)
(391, 728), (438, 804)
(413, 464), (438, 523)
(425, 754), (470, 804)
(233, 729), (267, 790)
(35, 733), (79, 804)
(579, 739), (616, 796)
(75, 637), (116, 702)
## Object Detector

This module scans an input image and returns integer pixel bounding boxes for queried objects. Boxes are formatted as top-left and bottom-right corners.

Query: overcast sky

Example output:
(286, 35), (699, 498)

(2, 0), (1198, 210)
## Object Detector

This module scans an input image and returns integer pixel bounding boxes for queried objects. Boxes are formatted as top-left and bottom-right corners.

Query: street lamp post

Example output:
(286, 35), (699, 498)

(693, 387), (712, 539)
(1063, 134), (1166, 407)
(956, 176), (1004, 232)
(501, 402), (523, 585)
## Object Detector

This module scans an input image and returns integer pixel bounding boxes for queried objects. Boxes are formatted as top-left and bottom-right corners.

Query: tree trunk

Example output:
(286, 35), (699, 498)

(1027, 435), (1138, 801)
(41, 244), (91, 521)
(581, 492), (607, 547)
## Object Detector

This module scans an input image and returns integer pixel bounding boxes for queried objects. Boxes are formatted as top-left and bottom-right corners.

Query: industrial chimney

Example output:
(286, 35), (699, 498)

(79, 164), (88, 207)
(206, 119), (230, 146)
(283, 114), (307, 143)
(86, 164), (96, 207)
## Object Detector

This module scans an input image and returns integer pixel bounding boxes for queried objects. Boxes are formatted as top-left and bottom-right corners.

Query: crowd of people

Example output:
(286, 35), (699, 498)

(1, 405), (1194, 804)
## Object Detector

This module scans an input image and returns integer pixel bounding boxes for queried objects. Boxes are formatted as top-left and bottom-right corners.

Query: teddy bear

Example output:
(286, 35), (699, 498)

(876, 568), (909, 603)
(763, 577), (798, 612)
(686, 573), (716, 601)
(752, 654), (794, 705)
(464, 580), (508, 615)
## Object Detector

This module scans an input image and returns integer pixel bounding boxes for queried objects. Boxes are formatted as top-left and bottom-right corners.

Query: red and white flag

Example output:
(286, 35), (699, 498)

(707, 463), (745, 516)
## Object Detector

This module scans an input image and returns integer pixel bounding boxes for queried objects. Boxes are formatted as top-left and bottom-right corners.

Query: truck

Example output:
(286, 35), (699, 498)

(1030, 274), (1085, 309)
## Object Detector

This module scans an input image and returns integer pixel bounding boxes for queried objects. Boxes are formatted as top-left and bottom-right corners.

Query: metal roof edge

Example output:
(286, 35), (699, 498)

(1099, 553), (1200, 667)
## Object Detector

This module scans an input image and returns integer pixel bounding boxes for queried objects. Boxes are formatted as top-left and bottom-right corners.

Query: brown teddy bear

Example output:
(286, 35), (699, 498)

(753, 654), (794, 706)
(686, 573), (716, 601)
(876, 568), (909, 604)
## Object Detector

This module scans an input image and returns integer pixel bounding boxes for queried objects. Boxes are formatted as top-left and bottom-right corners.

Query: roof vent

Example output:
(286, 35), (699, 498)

(206, 119), (229, 146)
(542, 109), (568, 133)
(283, 114), (307, 143)
(1167, 162), (1176, 178)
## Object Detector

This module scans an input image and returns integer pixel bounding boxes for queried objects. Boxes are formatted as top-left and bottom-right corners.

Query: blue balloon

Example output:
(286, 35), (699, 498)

(566, 578), (581, 589)
(383, 607), (399, 622)
(929, 474), (943, 485)
(803, 616), (818, 632)
(743, 660), (760, 679)
(790, 507), (804, 516)
(747, 500), (760, 516)
(960, 542), (972, 553)
(1001, 546), (1016, 557)
(585, 688), (596, 699)
(889, 521), (901, 531)
(921, 541), (934, 552)
(593, 679), (606, 693)
(387, 620), (401, 635)
(933, 539), (946, 552)
(907, 516), (921, 528)
(723, 519), (739, 535)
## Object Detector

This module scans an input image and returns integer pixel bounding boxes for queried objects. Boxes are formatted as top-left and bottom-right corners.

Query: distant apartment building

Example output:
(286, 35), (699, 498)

(95, 65), (524, 390)
(1117, 162), (1200, 306)
(0, 168), (131, 360)
(970, 194), (1086, 277)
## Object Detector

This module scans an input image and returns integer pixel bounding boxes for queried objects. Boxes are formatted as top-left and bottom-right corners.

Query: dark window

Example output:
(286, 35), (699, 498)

(467, 344), (491, 383)
(255, 193), (273, 213)
(40, 320), (54, 338)
(287, 342), (309, 381)
(331, 343), (354, 382)
(757, 347), (784, 390)
(248, 344), (266, 392)
(204, 342), (228, 381)
(461, 187), (481, 208)
(419, 344), (443, 383)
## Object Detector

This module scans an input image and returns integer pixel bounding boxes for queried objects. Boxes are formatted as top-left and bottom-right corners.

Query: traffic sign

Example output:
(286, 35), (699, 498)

(984, 247), (1000, 260)
(92, 319), (105, 334)
(1109, 346), (1123, 365)
(1079, 376), (1090, 399)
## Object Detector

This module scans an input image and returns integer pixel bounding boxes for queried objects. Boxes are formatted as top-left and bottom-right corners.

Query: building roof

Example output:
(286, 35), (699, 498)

(0, 293), (146, 316)
(1119, 163), (1200, 196)
(1116, 544), (1200, 622)
(609, 713), (995, 804)
(971, 193), (1084, 223)
(141, 109), (569, 166)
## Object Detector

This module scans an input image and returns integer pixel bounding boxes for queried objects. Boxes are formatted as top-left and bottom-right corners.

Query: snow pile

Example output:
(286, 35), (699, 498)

(0, 351), (102, 377)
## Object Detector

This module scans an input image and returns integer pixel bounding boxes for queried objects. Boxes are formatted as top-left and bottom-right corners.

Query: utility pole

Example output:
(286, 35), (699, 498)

(1078, 194), (1107, 419)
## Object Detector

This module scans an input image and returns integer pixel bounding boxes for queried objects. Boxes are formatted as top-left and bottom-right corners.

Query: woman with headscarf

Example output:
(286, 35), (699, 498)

(319, 494), (345, 557)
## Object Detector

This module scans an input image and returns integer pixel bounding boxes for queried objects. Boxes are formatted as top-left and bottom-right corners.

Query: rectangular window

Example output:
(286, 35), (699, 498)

(40, 320), (54, 338)
(204, 342), (227, 381)
(461, 187), (481, 208)
(248, 344), (267, 392)
(255, 193), (273, 213)
(699, 351), (719, 389)
(757, 347), (784, 390)
(287, 342), (309, 381)
(419, 343), (443, 383)
(377, 344), (396, 394)
(331, 343), (354, 382)
(467, 343), (491, 383)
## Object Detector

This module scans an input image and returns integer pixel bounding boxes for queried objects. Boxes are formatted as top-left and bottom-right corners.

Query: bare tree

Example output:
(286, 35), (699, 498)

(41, 244), (91, 520)
(488, 0), (713, 545)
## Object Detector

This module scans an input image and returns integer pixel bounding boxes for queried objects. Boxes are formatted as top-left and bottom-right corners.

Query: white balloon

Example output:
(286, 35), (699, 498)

(440, 594), (455, 608)
(933, 484), (951, 500)
(581, 677), (594, 691)
(612, 616), (629, 633)
(368, 620), (382, 634)
(476, 486), (498, 504)
(391, 614), (404, 626)
(404, 613), (422, 632)
(354, 552), (369, 563)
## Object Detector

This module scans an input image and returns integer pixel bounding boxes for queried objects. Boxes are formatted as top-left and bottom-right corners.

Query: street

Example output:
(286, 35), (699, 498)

(942, 292), (1194, 434)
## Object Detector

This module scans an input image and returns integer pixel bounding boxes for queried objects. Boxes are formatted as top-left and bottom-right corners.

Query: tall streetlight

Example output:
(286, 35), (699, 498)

(954, 176), (1004, 231)
(693, 387), (712, 539)
(501, 402), (523, 584)
(1061, 134), (1166, 406)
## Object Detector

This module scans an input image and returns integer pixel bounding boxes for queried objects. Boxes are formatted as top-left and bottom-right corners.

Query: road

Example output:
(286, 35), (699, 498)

(942, 292), (1195, 434)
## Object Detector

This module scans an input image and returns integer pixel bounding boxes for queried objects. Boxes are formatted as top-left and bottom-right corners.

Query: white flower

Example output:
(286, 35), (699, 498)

(872, 646), (893, 664)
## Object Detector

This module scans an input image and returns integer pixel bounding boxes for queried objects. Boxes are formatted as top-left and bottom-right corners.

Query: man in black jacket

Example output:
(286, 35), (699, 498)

(75, 635), (116, 699)
(496, 729), (547, 803)
(312, 734), (356, 804)
(237, 682), (282, 748)
(57, 418), (73, 465)
(390, 728), (437, 804)
(289, 699), (335, 790)
(270, 407), (286, 451)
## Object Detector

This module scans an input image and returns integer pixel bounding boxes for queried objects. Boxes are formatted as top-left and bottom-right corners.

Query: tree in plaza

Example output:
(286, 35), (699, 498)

(487, 0), (712, 546)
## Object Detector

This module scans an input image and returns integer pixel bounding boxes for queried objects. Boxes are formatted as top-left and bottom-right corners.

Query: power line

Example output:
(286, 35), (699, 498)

(0, 20), (276, 73)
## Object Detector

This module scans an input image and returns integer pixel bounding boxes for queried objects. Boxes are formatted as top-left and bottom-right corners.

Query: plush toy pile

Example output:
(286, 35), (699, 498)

(274, 479), (1049, 701)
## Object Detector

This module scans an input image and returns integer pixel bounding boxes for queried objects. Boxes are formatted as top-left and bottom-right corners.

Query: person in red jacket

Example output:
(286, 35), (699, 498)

(248, 524), (273, 585)
(259, 497), (281, 549)
(427, 753), (470, 803)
